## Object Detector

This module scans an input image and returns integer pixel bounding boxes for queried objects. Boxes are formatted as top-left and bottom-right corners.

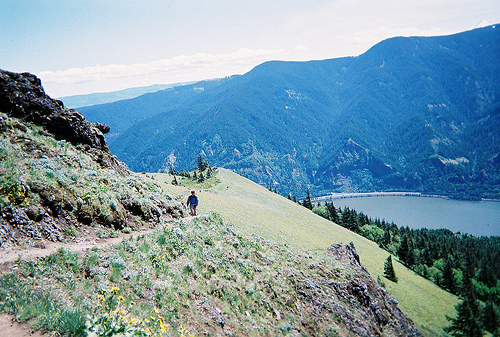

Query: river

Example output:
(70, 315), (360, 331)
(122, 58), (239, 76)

(315, 195), (500, 237)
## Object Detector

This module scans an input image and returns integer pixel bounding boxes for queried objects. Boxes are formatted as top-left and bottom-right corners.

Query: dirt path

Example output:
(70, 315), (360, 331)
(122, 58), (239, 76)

(0, 227), (158, 265)
(0, 313), (45, 337)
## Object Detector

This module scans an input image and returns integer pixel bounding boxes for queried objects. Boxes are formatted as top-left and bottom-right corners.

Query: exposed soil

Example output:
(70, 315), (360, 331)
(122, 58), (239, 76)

(0, 313), (45, 337)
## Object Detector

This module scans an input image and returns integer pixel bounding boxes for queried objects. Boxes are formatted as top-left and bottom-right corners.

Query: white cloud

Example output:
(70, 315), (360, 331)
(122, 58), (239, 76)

(293, 44), (308, 51)
(39, 48), (285, 96)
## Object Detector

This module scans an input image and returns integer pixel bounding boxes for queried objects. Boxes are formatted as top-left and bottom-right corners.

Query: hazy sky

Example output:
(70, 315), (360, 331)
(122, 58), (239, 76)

(1, 0), (498, 97)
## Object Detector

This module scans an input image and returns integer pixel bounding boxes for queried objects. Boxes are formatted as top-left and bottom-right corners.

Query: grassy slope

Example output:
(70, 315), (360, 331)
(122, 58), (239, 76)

(151, 168), (459, 337)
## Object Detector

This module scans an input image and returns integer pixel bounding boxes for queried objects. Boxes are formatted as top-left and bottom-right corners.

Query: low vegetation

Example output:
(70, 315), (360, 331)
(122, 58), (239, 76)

(0, 212), (370, 336)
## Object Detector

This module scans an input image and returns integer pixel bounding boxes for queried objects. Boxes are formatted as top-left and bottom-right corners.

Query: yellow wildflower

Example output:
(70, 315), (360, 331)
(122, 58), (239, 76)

(110, 286), (120, 294)
(160, 323), (170, 333)
(153, 308), (160, 314)
(117, 296), (125, 303)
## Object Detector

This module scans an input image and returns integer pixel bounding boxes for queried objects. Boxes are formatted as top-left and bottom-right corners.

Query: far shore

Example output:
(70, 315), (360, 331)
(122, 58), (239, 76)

(311, 192), (500, 203)
(311, 191), (447, 202)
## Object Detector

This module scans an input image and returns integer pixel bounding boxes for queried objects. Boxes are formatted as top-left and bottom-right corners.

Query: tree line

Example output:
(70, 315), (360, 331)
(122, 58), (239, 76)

(168, 154), (216, 185)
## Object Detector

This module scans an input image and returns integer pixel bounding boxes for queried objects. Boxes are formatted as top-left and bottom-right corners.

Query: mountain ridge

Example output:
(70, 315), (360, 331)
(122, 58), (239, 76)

(79, 25), (500, 200)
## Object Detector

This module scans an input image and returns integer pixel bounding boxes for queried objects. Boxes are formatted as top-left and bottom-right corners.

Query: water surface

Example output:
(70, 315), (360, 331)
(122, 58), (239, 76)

(327, 196), (499, 237)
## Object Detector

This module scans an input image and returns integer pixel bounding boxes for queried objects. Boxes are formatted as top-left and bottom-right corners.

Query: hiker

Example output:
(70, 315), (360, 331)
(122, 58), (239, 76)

(186, 190), (198, 216)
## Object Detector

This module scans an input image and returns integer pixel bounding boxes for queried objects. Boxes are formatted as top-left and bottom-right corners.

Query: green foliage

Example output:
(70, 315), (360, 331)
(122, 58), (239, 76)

(0, 273), (86, 336)
(384, 256), (398, 283)
(445, 282), (483, 337)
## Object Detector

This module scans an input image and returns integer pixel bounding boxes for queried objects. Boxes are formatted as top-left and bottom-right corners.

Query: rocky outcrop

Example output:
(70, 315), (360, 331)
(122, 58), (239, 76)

(0, 69), (129, 174)
(293, 242), (421, 336)
(0, 70), (110, 149)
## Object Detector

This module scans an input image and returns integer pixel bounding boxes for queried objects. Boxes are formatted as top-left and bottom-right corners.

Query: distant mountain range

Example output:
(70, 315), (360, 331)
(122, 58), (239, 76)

(79, 25), (500, 200)
(59, 81), (195, 108)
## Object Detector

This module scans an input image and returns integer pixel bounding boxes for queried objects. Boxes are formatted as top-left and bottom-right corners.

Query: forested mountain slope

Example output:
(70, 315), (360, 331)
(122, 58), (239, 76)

(79, 25), (500, 200)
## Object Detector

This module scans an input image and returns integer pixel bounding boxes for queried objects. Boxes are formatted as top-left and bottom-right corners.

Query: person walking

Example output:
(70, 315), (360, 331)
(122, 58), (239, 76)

(186, 190), (198, 216)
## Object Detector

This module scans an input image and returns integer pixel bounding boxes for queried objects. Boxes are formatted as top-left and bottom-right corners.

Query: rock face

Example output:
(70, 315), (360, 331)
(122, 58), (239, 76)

(294, 242), (421, 336)
(0, 69), (129, 174)
(0, 70), (108, 150)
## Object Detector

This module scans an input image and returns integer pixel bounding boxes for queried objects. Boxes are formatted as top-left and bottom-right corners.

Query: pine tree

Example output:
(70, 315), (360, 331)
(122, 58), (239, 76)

(198, 172), (205, 183)
(302, 189), (313, 210)
(293, 195), (298, 203)
(381, 229), (392, 248)
(326, 202), (339, 223)
(287, 193), (292, 200)
(445, 290), (483, 336)
(171, 175), (178, 185)
(481, 301), (500, 334)
(446, 258), (484, 337)
(442, 258), (456, 293)
(384, 256), (398, 283)
(197, 153), (204, 172)
(398, 235), (410, 266)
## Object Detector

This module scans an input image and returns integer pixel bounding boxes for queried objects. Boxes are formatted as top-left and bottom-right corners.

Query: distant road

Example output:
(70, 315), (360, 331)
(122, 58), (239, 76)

(312, 191), (447, 202)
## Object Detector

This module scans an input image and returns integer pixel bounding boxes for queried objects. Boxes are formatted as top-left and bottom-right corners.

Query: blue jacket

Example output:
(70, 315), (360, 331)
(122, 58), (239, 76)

(187, 195), (198, 206)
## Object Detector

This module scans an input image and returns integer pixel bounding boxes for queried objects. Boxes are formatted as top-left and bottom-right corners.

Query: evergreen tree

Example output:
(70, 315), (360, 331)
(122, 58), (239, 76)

(445, 290), (483, 336)
(446, 257), (484, 337)
(302, 189), (313, 210)
(381, 229), (392, 248)
(384, 256), (398, 283)
(197, 153), (204, 172)
(293, 195), (298, 203)
(171, 175), (178, 185)
(287, 193), (292, 200)
(398, 235), (410, 266)
(442, 258), (456, 293)
(198, 172), (205, 183)
(481, 301), (500, 334)
(326, 202), (339, 223)
(274, 187), (277, 194)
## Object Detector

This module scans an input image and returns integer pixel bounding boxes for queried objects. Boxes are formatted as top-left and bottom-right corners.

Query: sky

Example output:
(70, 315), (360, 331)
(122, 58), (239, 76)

(1, 0), (499, 98)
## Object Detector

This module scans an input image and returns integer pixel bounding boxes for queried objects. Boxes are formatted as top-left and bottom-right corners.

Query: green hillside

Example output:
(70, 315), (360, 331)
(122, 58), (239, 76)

(151, 168), (459, 336)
